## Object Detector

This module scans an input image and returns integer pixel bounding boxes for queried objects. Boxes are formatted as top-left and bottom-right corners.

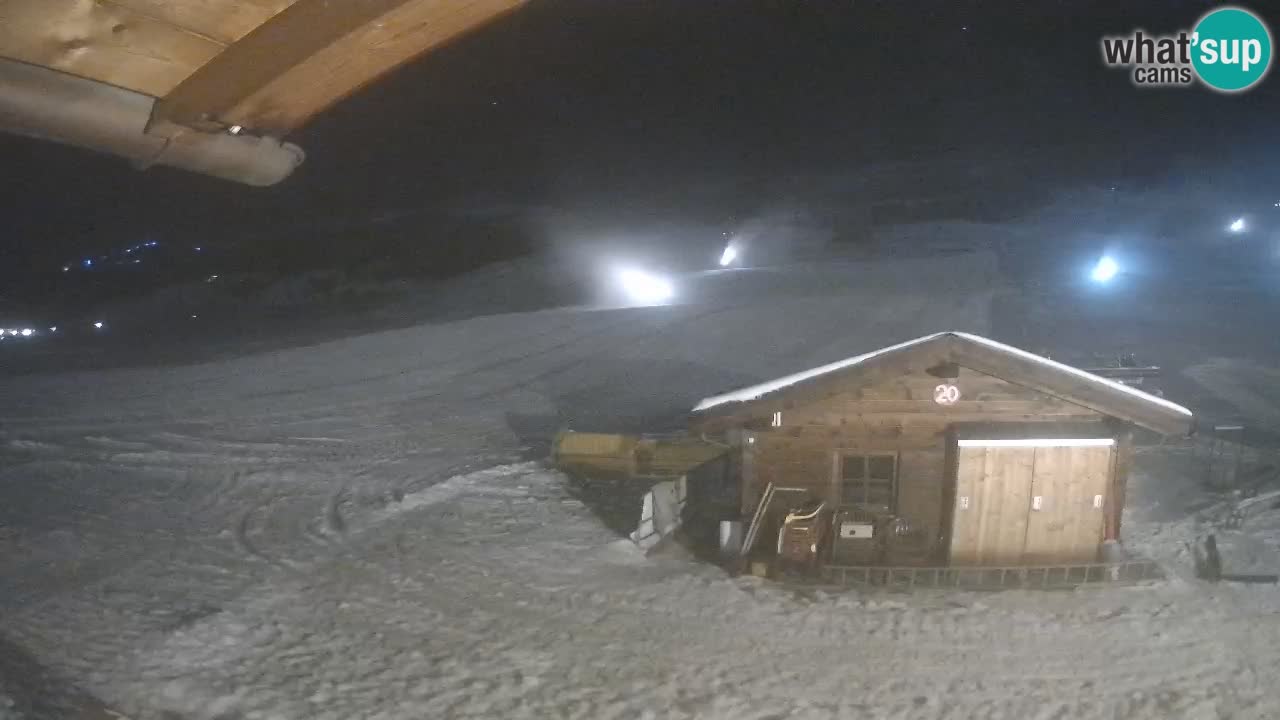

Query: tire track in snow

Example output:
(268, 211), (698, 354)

(117, 464), (1276, 720)
(324, 488), (348, 538)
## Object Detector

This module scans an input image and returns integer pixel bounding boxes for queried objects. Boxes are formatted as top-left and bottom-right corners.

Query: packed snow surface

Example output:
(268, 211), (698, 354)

(1, 253), (1279, 719)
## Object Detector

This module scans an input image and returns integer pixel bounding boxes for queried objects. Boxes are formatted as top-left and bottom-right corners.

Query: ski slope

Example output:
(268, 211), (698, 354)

(3, 252), (1280, 719)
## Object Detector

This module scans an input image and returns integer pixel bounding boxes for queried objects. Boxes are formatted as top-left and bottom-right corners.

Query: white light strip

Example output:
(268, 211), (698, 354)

(958, 438), (1116, 448)
(692, 331), (1193, 419)
(692, 333), (945, 411)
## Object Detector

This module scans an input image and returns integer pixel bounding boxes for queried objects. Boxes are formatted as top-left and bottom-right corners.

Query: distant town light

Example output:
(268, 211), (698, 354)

(20, 328), (32, 337)
(48, 326), (57, 333)
(1230, 217), (1247, 233)
(93, 322), (104, 329)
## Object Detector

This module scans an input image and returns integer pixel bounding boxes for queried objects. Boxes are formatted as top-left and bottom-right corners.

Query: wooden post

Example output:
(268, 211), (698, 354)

(1106, 429), (1134, 541)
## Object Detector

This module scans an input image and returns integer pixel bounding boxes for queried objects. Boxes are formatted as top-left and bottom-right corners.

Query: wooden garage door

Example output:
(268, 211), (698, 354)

(950, 440), (1113, 566)
(1023, 444), (1113, 563)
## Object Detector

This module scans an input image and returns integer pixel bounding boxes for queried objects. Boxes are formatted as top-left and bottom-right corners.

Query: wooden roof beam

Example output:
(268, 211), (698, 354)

(149, 0), (525, 137)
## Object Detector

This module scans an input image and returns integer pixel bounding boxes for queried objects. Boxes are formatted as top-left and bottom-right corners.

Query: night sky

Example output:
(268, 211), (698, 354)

(2, 0), (1278, 303)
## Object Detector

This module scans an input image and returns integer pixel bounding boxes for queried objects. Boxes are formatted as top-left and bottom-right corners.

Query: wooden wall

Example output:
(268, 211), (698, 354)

(778, 365), (1106, 428)
(745, 434), (950, 557)
(738, 364), (1110, 562)
(897, 447), (947, 546)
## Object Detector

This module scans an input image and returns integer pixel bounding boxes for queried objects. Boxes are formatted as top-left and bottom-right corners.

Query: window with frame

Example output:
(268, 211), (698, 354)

(840, 454), (897, 512)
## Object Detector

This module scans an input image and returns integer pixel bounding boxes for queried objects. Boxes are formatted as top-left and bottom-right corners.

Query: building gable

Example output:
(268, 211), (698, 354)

(691, 332), (1192, 436)
(777, 364), (1104, 432)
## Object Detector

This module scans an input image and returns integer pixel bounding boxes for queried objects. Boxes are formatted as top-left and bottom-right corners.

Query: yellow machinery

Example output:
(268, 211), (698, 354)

(552, 431), (727, 479)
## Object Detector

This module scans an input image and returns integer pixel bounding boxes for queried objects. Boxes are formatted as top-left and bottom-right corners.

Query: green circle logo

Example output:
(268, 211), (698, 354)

(1192, 7), (1272, 92)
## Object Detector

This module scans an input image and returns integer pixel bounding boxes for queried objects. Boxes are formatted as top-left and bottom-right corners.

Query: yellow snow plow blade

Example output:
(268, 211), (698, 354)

(552, 431), (726, 478)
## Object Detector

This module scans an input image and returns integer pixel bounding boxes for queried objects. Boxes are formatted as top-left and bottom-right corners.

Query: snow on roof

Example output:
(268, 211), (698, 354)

(692, 332), (947, 412)
(951, 332), (1192, 417)
(691, 331), (1193, 418)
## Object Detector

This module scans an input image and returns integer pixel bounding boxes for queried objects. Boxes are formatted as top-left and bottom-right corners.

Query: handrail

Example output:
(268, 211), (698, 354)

(819, 559), (1162, 589)
(739, 483), (808, 558)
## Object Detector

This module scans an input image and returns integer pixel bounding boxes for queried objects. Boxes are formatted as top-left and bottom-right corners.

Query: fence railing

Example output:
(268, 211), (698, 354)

(819, 559), (1162, 590)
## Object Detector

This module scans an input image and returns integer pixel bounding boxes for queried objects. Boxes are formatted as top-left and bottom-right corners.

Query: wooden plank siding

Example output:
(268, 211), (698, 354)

(1022, 445), (1111, 563)
(895, 447), (947, 552)
(0, 0), (226, 96)
(738, 364), (1110, 564)
(690, 333), (1192, 437)
(948, 340), (1189, 436)
(1107, 430), (1134, 541)
(779, 365), (1103, 427)
(100, 0), (297, 45)
(746, 434), (833, 515)
(951, 444), (1112, 565)
(0, 0), (525, 137)
(152, 0), (526, 134)
(696, 332), (1178, 567)
(950, 447), (1036, 565)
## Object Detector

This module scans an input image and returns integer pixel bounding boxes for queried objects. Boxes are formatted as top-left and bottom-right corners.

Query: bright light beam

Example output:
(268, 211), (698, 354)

(1091, 255), (1119, 283)
(617, 268), (675, 305)
(719, 243), (738, 267)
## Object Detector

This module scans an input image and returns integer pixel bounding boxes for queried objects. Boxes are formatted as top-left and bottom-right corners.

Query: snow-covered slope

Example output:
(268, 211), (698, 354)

(1, 252), (1278, 719)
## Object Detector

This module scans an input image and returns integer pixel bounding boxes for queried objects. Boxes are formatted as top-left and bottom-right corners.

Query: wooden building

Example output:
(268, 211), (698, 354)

(689, 332), (1194, 567)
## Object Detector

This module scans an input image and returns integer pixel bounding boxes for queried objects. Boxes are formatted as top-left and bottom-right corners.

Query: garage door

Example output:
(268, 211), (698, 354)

(949, 439), (1113, 566)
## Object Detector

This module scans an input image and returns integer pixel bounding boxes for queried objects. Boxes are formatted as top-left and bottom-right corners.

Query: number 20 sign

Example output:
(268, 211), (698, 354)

(933, 383), (961, 405)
